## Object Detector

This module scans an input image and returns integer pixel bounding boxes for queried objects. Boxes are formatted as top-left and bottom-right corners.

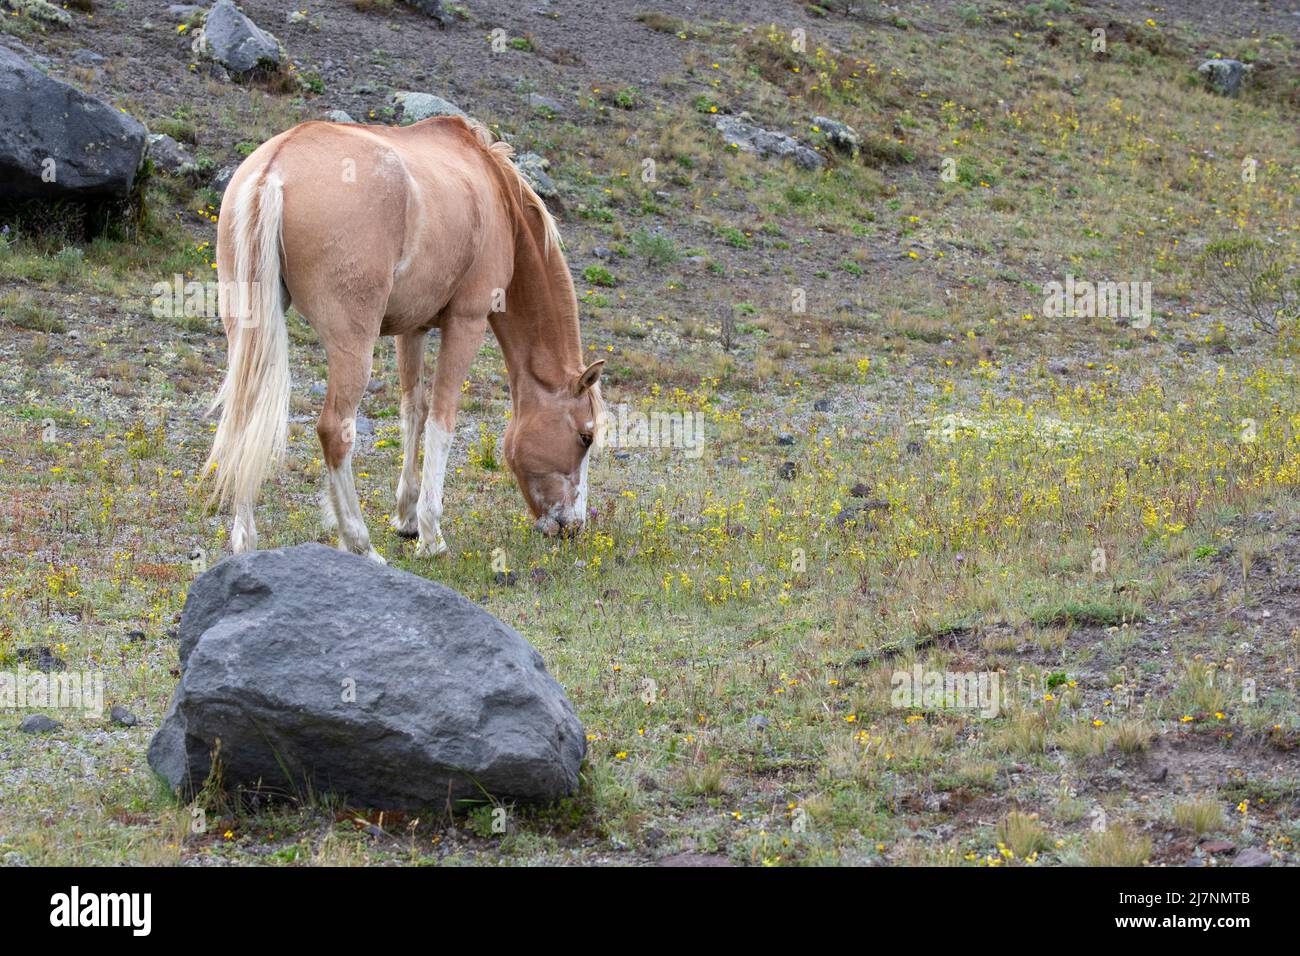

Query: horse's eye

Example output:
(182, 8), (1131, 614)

(579, 432), (593, 448)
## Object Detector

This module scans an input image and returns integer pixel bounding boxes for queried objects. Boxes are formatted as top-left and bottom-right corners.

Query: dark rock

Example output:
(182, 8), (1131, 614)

(776, 432), (795, 446)
(494, 570), (518, 586)
(0, 47), (146, 202)
(778, 461), (798, 481)
(16, 646), (65, 672)
(147, 544), (584, 807)
(19, 714), (62, 734)
(849, 482), (872, 498)
(813, 398), (832, 412)
(109, 704), (138, 727)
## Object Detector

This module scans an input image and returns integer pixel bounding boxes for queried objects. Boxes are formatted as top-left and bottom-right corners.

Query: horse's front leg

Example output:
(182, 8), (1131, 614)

(416, 314), (487, 558)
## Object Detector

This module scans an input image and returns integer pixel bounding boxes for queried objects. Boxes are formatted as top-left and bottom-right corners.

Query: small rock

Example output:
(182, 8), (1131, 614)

(393, 91), (467, 123)
(657, 852), (735, 867)
(529, 567), (549, 585)
(1233, 847), (1272, 867)
(812, 115), (860, 155)
(1198, 59), (1248, 96)
(1199, 839), (1236, 854)
(526, 92), (564, 115)
(110, 704), (138, 727)
(776, 432), (795, 446)
(512, 151), (558, 198)
(326, 109), (356, 124)
(715, 114), (824, 170)
(147, 133), (198, 177)
(749, 715), (770, 732)
(494, 570), (518, 587)
(849, 482), (872, 498)
(19, 714), (62, 734)
(778, 461), (798, 481)
(17, 646), (65, 672)
(813, 398), (832, 412)
(211, 164), (237, 195)
(69, 49), (105, 68)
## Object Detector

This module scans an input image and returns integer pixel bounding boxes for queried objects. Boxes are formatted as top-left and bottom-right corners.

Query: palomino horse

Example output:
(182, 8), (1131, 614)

(206, 116), (605, 561)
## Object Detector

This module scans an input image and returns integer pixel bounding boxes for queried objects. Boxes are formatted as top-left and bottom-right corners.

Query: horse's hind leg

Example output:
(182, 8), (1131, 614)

(391, 331), (428, 538)
(318, 339), (384, 563)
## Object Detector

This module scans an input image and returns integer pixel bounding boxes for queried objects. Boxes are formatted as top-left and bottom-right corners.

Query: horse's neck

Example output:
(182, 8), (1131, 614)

(491, 226), (582, 398)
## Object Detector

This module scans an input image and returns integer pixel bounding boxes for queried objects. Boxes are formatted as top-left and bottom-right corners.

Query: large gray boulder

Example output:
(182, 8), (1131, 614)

(0, 47), (146, 202)
(715, 113), (824, 170)
(194, 0), (283, 75)
(148, 544), (585, 808)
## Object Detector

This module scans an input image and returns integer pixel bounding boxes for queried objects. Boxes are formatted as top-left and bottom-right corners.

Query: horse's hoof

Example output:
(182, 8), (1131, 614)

(391, 515), (419, 538)
(393, 526), (419, 539)
(415, 538), (448, 558)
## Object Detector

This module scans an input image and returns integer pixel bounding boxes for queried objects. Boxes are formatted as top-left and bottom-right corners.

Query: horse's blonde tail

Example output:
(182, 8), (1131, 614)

(205, 170), (289, 536)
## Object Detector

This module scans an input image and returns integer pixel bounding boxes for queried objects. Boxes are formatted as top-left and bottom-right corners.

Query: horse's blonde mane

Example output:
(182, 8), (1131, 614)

(464, 119), (562, 258)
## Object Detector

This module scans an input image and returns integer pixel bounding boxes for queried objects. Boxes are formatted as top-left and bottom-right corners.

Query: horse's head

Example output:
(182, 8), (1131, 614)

(503, 359), (605, 536)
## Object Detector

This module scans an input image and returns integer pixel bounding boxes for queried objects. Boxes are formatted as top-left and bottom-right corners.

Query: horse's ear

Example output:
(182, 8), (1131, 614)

(572, 359), (605, 396)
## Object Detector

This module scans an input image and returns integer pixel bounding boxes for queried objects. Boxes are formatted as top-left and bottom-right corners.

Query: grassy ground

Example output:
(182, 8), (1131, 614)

(1, 0), (1298, 865)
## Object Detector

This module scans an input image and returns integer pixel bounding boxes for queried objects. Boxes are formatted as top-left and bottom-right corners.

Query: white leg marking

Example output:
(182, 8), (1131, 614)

(319, 468), (338, 530)
(328, 451), (384, 563)
(391, 393), (425, 535)
(415, 420), (452, 557)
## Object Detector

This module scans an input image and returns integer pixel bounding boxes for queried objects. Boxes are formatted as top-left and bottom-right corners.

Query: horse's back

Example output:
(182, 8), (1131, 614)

(220, 117), (510, 334)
